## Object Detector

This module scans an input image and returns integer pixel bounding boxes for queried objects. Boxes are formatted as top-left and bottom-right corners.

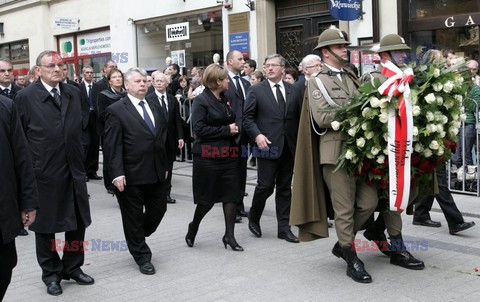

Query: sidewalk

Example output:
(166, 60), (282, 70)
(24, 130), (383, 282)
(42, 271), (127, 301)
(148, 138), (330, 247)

(5, 161), (480, 302)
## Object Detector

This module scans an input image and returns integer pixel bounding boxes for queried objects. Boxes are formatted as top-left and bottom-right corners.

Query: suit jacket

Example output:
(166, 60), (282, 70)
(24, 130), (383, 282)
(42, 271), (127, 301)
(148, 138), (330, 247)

(191, 88), (237, 156)
(224, 75), (251, 145)
(104, 95), (169, 185)
(146, 92), (184, 161)
(92, 77), (109, 113)
(1, 84), (23, 99)
(309, 65), (357, 164)
(14, 79), (91, 233)
(243, 80), (302, 159)
(294, 77), (306, 102)
(97, 88), (126, 136)
(0, 95), (38, 244)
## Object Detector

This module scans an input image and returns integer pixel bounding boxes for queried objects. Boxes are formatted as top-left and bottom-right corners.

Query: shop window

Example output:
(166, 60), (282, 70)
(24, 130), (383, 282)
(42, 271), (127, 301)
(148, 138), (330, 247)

(410, 0), (479, 19)
(0, 40), (30, 75)
(411, 26), (479, 61)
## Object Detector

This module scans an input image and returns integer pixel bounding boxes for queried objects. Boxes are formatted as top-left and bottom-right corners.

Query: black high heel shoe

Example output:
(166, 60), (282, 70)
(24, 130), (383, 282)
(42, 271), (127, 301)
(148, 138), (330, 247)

(185, 222), (198, 247)
(222, 236), (244, 251)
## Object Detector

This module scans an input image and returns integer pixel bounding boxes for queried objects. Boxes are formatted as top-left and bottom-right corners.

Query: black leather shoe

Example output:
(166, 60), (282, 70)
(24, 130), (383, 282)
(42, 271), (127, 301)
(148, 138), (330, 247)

(46, 281), (62, 296)
(342, 245), (372, 283)
(277, 230), (299, 243)
(139, 262), (156, 275)
(244, 192), (248, 196)
(390, 251), (425, 270)
(166, 195), (176, 204)
(363, 228), (391, 256)
(64, 272), (95, 285)
(238, 210), (248, 217)
(449, 221), (475, 235)
(19, 228), (28, 236)
(328, 222), (333, 228)
(87, 173), (103, 180)
(107, 189), (115, 195)
(332, 242), (363, 265)
(248, 221), (262, 238)
(235, 215), (242, 223)
(222, 236), (244, 251)
(412, 219), (441, 227)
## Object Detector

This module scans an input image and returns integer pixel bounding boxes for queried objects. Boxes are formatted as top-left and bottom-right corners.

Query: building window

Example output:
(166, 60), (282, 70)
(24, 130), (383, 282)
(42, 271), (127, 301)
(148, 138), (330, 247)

(410, 0), (479, 20)
(0, 40), (30, 75)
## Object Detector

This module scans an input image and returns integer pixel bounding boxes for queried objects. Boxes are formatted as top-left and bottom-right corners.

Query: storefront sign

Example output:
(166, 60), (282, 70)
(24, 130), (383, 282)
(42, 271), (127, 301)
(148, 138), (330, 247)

(409, 13), (480, 32)
(229, 12), (248, 33)
(53, 17), (79, 30)
(59, 36), (75, 57)
(444, 14), (478, 28)
(330, 0), (362, 21)
(229, 32), (249, 56)
(166, 22), (189, 42)
(77, 30), (111, 55)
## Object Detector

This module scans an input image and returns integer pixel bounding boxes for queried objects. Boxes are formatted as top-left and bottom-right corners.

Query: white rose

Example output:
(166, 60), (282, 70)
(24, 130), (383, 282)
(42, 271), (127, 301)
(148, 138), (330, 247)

(429, 140), (439, 150)
(361, 122), (369, 131)
(345, 149), (355, 160)
(371, 147), (380, 156)
(362, 107), (370, 118)
(413, 126), (419, 136)
(452, 113), (459, 121)
(423, 148), (433, 158)
(426, 112), (435, 121)
(383, 147), (389, 155)
(379, 100), (388, 108)
(383, 132), (389, 142)
(460, 106), (465, 113)
(349, 117), (358, 125)
(443, 99), (454, 109)
(439, 131), (446, 138)
(434, 112), (443, 121)
(366, 152), (374, 159)
(453, 121), (461, 128)
(443, 81), (454, 93)
(432, 82), (443, 92)
(426, 124), (437, 133)
(412, 106), (421, 116)
(425, 93), (436, 104)
(433, 68), (441, 78)
(348, 127), (357, 137)
(436, 96), (443, 105)
(460, 113), (467, 122)
(369, 97), (381, 108)
(414, 143), (424, 153)
(365, 131), (374, 140)
(442, 116), (449, 124)
(376, 155), (385, 164)
(437, 146), (444, 156)
(410, 93), (418, 105)
(356, 137), (366, 148)
(454, 95), (463, 103)
(449, 126), (459, 136)
(379, 113), (389, 124)
(331, 121), (340, 131)
(454, 76), (464, 87)
(436, 124), (444, 133)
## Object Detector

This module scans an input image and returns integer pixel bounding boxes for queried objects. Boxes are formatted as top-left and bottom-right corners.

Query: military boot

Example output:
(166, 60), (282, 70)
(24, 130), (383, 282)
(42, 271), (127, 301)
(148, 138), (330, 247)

(342, 245), (372, 283)
(389, 235), (425, 270)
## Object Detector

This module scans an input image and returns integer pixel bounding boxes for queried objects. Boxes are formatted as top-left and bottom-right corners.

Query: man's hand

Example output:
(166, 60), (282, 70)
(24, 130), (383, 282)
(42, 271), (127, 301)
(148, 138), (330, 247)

(229, 123), (239, 136)
(113, 176), (126, 192)
(255, 134), (271, 151)
(178, 139), (185, 149)
(165, 171), (169, 180)
(21, 210), (36, 227)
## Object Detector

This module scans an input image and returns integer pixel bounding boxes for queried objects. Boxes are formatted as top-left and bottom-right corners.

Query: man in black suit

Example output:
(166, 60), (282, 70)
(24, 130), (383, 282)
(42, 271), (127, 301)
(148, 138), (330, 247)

(167, 63), (181, 95)
(0, 94), (38, 301)
(243, 54), (302, 243)
(294, 54), (322, 101)
(79, 66), (101, 180)
(15, 51), (94, 296)
(225, 50), (251, 220)
(104, 67), (169, 275)
(0, 59), (23, 99)
(146, 71), (184, 204)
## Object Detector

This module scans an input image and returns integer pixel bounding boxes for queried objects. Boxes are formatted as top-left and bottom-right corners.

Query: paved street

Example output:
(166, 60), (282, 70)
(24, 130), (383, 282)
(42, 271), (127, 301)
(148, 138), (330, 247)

(5, 161), (480, 302)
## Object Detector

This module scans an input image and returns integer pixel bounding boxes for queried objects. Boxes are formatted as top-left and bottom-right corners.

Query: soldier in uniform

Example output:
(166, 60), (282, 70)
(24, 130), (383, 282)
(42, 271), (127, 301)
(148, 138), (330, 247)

(301, 26), (378, 283)
(361, 34), (425, 270)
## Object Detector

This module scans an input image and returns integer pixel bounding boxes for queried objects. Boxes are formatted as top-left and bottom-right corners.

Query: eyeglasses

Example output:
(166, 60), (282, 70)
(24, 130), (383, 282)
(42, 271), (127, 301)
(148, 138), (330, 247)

(306, 64), (321, 69)
(40, 63), (65, 69)
(264, 63), (283, 68)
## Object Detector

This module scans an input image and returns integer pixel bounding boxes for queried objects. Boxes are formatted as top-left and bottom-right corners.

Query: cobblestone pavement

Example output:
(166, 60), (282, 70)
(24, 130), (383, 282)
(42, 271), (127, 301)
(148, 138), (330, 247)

(5, 161), (480, 302)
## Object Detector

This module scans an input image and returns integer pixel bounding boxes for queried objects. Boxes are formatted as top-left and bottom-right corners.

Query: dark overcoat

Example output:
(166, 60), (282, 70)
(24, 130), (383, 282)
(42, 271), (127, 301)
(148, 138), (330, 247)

(14, 80), (91, 233)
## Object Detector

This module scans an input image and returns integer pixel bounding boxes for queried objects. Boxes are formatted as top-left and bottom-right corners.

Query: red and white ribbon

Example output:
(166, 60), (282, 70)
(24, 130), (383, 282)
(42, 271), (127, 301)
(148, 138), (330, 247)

(378, 61), (414, 212)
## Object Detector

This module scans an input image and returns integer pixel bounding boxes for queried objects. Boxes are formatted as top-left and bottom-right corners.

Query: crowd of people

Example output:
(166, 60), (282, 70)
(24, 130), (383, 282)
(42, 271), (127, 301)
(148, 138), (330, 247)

(1, 25), (479, 299)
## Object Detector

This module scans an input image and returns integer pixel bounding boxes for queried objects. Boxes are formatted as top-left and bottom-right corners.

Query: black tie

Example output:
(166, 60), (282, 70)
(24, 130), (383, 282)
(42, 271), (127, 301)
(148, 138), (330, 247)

(233, 75), (245, 101)
(87, 84), (94, 111)
(139, 101), (155, 135)
(160, 95), (168, 119)
(2, 88), (10, 98)
(51, 88), (61, 108)
(274, 84), (286, 116)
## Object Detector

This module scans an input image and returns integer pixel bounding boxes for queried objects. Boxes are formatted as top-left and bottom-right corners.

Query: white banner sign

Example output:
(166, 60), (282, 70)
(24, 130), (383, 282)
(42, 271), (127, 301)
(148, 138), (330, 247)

(54, 17), (79, 30)
(166, 22), (189, 42)
(77, 30), (111, 55)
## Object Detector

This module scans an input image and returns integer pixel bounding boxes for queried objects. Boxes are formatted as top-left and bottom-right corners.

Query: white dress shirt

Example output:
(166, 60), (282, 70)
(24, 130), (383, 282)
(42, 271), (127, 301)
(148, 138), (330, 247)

(228, 70), (246, 98)
(154, 90), (168, 112)
(40, 79), (61, 97)
(267, 79), (286, 103)
(128, 94), (155, 127)
(324, 63), (344, 81)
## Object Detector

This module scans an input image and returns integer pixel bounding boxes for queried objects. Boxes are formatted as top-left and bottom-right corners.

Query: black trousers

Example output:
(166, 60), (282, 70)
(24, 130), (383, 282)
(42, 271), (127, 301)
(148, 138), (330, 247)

(115, 181), (167, 265)
(165, 156), (174, 196)
(0, 236), (17, 301)
(414, 164), (464, 228)
(101, 135), (114, 191)
(236, 155), (248, 213)
(249, 145), (294, 233)
(85, 111), (100, 176)
(35, 227), (86, 285)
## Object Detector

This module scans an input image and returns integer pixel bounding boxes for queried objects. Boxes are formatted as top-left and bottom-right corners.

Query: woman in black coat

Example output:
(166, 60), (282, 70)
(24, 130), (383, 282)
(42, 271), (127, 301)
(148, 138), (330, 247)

(185, 64), (243, 251)
(96, 69), (126, 194)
